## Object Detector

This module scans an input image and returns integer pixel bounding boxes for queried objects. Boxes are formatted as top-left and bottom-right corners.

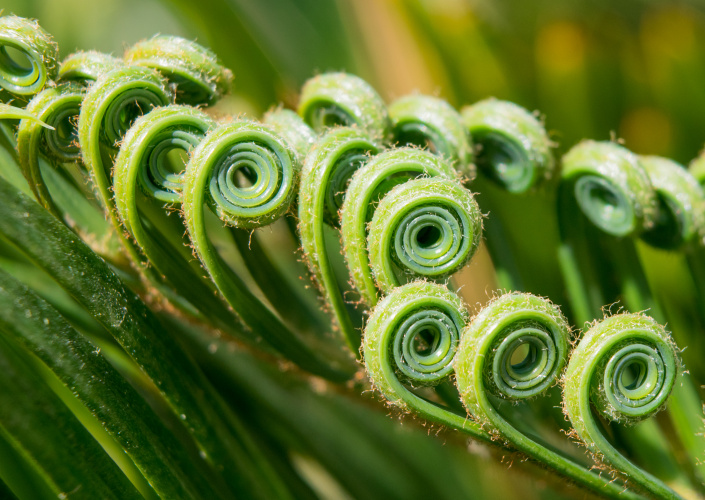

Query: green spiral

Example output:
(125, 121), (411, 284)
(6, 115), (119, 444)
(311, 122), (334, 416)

(563, 313), (681, 499)
(340, 148), (456, 306)
(57, 51), (124, 85)
(388, 94), (474, 179)
(125, 35), (232, 106)
(298, 127), (381, 352)
(363, 280), (489, 440)
(112, 104), (255, 337)
(114, 104), (215, 206)
(639, 155), (705, 250)
(561, 141), (657, 237)
(113, 104), (215, 254)
(78, 65), (172, 209)
(0, 15), (58, 97)
(298, 72), (391, 141)
(461, 99), (553, 193)
(183, 120), (299, 230)
(181, 120), (346, 379)
(454, 293), (641, 499)
(455, 293), (570, 411)
(17, 83), (84, 216)
(263, 107), (317, 162)
(367, 177), (482, 295)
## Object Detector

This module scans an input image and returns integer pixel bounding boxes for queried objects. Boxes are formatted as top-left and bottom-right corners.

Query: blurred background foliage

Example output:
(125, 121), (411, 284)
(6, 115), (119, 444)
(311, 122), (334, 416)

(3, 0), (705, 498)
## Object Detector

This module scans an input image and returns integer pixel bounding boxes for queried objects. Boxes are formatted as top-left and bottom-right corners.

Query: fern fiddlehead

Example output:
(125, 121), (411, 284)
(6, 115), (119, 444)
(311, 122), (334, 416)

(298, 127), (381, 352)
(636, 156), (705, 487)
(111, 105), (245, 329)
(563, 313), (681, 499)
(363, 280), (490, 439)
(561, 141), (656, 238)
(462, 98), (553, 193)
(639, 155), (705, 250)
(558, 142), (702, 494)
(454, 293), (642, 499)
(640, 156), (705, 319)
(182, 120), (350, 379)
(367, 177), (482, 295)
(57, 51), (124, 85)
(340, 148), (458, 308)
(0, 15), (57, 99)
(388, 94), (474, 179)
(77, 65), (172, 272)
(78, 65), (172, 209)
(125, 35), (232, 106)
(558, 141), (658, 324)
(183, 120), (299, 229)
(17, 83), (85, 217)
(460, 98), (554, 291)
(298, 72), (391, 141)
(364, 283), (644, 498)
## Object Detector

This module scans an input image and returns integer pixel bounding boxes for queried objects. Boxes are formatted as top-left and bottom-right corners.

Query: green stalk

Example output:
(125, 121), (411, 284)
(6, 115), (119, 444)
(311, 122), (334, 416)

(563, 314), (681, 499)
(181, 119), (352, 380)
(230, 227), (330, 335)
(298, 127), (381, 352)
(685, 249), (705, 322)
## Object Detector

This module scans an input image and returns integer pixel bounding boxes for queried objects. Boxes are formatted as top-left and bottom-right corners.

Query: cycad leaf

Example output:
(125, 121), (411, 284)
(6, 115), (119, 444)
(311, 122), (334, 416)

(0, 103), (53, 129)
(0, 268), (223, 500)
(0, 336), (140, 500)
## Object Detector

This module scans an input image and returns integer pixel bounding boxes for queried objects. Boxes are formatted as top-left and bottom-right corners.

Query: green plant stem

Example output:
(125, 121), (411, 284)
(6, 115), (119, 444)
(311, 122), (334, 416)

(456, 292), (641, 500)
(603, 235), (705, 491)
(182, 121), (353, 380)
(230, 227), (329, 334)
(557, 186), (700, 497)
(298, 127), (382, 353)
(563, 314), (682, 500)
(685, 249), (705, 323)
